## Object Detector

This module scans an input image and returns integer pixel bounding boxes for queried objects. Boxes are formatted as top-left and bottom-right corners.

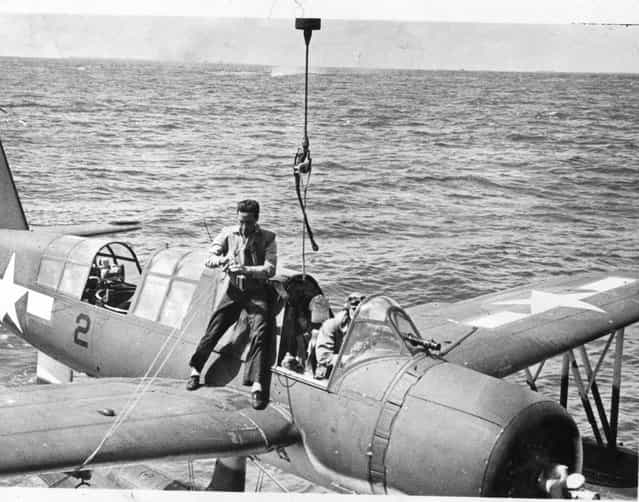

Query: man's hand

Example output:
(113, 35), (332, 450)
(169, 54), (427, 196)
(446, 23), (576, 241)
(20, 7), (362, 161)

(205, 255), (229, 269)
(227, 263), (248, 276)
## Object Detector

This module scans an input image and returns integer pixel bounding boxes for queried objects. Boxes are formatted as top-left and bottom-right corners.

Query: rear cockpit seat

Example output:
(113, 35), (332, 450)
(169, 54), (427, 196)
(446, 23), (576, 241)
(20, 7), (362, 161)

(82, 253), (139, 313)
(276, 277), (330, 380)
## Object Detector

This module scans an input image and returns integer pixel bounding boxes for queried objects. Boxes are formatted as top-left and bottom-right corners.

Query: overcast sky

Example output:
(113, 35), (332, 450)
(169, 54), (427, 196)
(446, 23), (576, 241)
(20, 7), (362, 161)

(1, 1), (638, 72)
(1, 0), (639, 24)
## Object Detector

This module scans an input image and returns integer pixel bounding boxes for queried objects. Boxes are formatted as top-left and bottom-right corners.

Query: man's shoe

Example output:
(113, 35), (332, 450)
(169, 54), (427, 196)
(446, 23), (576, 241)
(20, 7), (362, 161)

(251, 390), (267, 410)
(186, 375), (200, 391)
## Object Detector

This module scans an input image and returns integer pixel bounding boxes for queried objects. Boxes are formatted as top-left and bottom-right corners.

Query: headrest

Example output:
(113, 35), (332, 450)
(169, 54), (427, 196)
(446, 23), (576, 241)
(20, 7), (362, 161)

(309, 294), (330, 324)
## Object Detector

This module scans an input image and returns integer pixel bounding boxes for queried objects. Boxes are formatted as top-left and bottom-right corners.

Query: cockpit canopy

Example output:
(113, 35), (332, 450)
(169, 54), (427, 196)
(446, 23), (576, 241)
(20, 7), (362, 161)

(36, 235), (141, 298)
(131, 247), (207, 328)
(331, 296), (424, 381)
(36, 236), (208, 329)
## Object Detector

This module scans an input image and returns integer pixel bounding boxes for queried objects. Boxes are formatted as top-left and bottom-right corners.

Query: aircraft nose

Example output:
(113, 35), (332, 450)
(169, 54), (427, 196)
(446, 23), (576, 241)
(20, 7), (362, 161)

(381, 362), (582, 497)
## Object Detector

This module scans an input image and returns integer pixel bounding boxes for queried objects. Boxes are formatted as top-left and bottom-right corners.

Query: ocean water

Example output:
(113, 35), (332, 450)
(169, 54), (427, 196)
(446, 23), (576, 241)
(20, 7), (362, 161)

(0, 57), (637, 490)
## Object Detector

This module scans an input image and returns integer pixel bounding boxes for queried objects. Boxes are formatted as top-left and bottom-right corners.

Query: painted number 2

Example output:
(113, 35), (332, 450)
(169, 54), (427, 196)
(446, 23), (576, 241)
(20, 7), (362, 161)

(74, 313), (91, 348)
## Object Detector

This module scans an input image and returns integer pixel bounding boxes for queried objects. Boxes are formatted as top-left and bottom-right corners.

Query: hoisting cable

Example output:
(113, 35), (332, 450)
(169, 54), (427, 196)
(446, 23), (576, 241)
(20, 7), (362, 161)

(299, 163), (313, 274)
(292, 18), (321, 274)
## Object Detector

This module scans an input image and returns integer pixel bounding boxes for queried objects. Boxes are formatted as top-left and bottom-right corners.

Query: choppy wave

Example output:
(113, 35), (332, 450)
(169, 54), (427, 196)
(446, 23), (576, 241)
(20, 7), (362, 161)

(0, 59), (637, 482)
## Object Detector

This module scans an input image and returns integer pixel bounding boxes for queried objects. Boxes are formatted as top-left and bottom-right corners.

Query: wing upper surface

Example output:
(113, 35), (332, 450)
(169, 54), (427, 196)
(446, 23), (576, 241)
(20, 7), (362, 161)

(31, 221), (141, 236)
(0, 378), (298, 477)
(407, 271), (639, 377)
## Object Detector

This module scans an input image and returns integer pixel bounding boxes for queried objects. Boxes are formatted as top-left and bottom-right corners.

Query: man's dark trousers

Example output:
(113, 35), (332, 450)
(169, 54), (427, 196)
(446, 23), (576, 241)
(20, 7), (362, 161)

(189, 292), (270, 386)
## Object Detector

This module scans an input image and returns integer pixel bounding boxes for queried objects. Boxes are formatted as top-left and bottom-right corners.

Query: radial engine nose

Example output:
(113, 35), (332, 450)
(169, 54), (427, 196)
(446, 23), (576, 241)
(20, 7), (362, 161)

(382, 362), (583, 497)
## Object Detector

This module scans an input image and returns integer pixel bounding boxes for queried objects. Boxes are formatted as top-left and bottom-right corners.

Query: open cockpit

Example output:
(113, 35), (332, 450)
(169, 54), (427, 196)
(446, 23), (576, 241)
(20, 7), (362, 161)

(35, 236), (204, 328)
(36, 235), (141, 312)
(274, 278), (431, 386)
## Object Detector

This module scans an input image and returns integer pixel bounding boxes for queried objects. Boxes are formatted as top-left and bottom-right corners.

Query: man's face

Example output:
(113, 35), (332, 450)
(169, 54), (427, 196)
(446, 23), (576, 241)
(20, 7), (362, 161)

(346, 294), (365, 318)
(348, 299), (361, 318)
(238, 211), (258, 236)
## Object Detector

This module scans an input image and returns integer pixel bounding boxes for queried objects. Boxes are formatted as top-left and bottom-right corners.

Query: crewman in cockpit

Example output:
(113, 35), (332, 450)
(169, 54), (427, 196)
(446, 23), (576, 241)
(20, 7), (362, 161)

(187, 199), (277, 410)
(314, 292), (365, 379)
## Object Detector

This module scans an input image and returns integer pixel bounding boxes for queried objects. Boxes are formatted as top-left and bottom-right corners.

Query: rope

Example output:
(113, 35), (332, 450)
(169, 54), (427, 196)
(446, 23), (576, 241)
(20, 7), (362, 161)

(304, 42), (309, 141)
(75, 273), (232, 480)
(300, 169), (310, 276)
(301, 211), (306, 276)
(295, 16), (318, 274)
(63, 285), (210, 479)
(81, 302), (201, 466)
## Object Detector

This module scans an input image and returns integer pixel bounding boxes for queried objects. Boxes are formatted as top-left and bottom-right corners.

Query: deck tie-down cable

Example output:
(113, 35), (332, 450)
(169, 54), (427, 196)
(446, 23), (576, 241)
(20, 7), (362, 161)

(52, 285), (213, 487)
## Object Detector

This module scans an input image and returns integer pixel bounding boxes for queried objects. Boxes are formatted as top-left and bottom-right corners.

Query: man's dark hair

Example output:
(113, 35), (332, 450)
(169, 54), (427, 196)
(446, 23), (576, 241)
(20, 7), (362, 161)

(237, 199), (260, 219)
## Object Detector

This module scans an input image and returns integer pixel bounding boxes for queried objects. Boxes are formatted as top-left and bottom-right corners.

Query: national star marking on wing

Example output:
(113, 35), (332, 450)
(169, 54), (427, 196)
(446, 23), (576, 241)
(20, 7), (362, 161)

(0, 254), (28, 332)
(460, 276), (636, 329)
(493, 289), (605, 315)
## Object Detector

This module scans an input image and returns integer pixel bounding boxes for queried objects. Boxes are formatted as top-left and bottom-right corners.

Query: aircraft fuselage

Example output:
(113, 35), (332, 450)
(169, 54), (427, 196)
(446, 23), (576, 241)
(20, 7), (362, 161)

(0, 229), (583, 496)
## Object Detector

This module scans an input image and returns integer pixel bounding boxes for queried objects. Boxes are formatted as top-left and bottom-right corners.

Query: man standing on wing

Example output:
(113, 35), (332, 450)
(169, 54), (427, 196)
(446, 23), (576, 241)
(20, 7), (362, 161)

(187, 199), (276, 410)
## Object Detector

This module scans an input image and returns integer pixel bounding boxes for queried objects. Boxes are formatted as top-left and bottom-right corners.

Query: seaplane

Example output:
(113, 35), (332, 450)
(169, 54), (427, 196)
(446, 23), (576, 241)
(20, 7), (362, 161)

(0, 18), (637, 499)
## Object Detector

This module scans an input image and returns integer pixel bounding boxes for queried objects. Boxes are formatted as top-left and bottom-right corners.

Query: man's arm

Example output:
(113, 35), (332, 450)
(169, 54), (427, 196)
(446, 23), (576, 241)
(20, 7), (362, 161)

(315, 318), (340, 367)
(244, 234), (277, 279)
(205, 229), (229, 268)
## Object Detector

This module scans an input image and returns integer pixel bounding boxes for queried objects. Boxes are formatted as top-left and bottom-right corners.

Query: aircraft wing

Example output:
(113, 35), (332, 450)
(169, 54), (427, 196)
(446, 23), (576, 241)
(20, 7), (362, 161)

(30, 221), (141, 236)
(0, 378), (298, 477)
(406, 271), (639, 378)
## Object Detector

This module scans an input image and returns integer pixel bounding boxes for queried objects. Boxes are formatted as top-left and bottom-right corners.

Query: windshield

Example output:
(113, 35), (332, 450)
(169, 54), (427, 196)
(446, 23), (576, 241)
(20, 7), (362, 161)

(332, 296), (423, 379)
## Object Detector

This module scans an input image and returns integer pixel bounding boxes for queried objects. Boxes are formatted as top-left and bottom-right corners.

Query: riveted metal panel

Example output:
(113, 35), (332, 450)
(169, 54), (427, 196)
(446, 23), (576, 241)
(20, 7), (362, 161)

(386, 373), (417, 406)
(376, 402), (400, 439)
(407, 362), (544, 426)
(369, 435), (388, 473)
(367, 355), (441, 493)
(369, 468), (385, 492)
(331, 357), (407, 400)
(384, 394), (499, 496)
(405, 354), (438, 377)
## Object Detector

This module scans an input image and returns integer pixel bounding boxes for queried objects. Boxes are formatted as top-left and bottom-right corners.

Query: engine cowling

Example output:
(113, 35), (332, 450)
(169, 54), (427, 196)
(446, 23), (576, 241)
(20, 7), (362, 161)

(384, 361), (582, 497)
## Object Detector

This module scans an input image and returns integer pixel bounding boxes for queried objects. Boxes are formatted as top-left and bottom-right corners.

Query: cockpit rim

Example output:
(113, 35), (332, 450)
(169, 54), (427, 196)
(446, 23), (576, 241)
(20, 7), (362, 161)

(36, 234), (141, 298)
(326, 294), (425, 389)
(271, 292), (426, 391)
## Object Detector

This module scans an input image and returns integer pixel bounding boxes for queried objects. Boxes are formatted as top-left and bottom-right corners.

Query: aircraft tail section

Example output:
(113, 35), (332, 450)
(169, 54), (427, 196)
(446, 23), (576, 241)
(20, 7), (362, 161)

(0, 136), (28, 230)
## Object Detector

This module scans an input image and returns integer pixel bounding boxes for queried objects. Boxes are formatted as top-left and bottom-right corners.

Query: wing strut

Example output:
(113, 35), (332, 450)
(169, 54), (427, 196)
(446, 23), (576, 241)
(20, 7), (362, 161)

(577, 345), (612, 444)
(521, 328), (627, 450)
(560, 353), (569, 408)
(610, 328), (624, 447)
(568, 350), (604, 445)
(520, 328), (637, 490)
(524, 360), (546, 391)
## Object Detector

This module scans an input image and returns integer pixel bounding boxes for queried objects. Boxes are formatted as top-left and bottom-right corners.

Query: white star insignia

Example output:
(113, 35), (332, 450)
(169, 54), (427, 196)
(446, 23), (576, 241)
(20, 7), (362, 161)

(459, 276), (637, 329)
(493, 290), (605, 315)
(0, 254), (28, 333)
